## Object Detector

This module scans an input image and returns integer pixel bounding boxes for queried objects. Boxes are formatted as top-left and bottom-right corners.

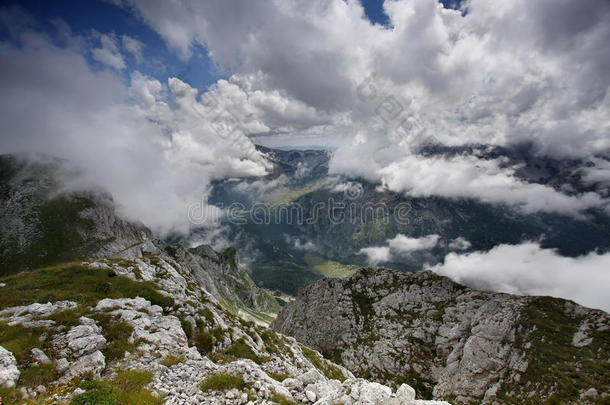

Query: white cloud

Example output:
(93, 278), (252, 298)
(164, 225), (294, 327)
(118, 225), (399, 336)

(0, 23), (269, 236)
(388, 234), (440, 253)
(431, 242), (610, 313)
(448, 237), (471, 250)
(283, 234), (317, 252)
(358, 246), (391, 265)
(122, 34), (144, 62)
(114, 0), (610, 214)
(375, 154), (607, 215)
(92, 33), (126, 70)
(359, 233), (440, 264)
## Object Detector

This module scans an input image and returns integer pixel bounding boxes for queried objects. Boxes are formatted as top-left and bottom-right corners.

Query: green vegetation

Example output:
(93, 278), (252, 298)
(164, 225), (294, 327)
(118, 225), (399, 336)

(260, 329), (294, 361)
(0, 194), (102, 276)
(72, 370), (161, 405)
(0, 263), (174, 310)
(271, 391), (299, 405)
(93, 314), (136, 362)
(19, 362), (58, 388)
(300, 345), (346, 382)
(199, 373), (250, 392)
(263, 180), (322, 205)
(160, 355), (184, 368)
(495, 296), (610, 404)
(179, 317), (193, 340)
(266, 371), (291, 382)
(194, 330), (214, 354)
(200, 307), (215, 323)
(304, 254), (358, 279)
(220, 247), (238, 269)
(225, 338), (269, 364)
(0, 387), (21, 405)
(0, 322), (45, 363)
(239, 306), (276, 326)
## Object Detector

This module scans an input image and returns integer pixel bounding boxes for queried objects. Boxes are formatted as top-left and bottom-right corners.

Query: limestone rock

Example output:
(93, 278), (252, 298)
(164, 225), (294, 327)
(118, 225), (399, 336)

(0, 346), (20, 388)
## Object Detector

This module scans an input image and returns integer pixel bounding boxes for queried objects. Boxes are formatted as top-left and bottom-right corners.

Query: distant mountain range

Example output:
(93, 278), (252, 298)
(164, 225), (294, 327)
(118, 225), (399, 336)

(196, 144), (610, 295)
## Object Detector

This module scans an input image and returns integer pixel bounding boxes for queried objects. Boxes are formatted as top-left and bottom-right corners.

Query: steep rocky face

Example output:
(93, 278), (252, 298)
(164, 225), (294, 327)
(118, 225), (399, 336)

(272, 268), (610, 404)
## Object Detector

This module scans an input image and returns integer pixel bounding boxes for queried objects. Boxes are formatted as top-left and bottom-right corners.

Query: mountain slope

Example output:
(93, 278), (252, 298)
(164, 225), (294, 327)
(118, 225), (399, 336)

(272, 268), (610, 404)
(0, 154), (278, 314)
(0, 154), (447, 404)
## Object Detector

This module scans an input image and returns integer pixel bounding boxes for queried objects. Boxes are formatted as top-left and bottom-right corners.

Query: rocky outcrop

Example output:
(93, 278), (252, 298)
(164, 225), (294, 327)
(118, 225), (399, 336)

(272, 268), (610, 404)
(0, 346), (20, 388)
(0, 256), (444, 404)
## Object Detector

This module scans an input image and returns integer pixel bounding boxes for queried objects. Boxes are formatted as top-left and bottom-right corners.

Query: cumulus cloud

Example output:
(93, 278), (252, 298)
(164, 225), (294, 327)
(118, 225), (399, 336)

(359, 233), (440, 264)
(122, 34), (144, 62)
(388, 234), (440, 253)
(377, 154), (607, 215)
(448, 237), (471, 250)
(283, 234), (317, 252)
(0, 19), (269, 235)
(91, 33), (126, 70)
(115, 0), (610, 214)
(359, 246), (391, 265)
(431, 242), (610, 312)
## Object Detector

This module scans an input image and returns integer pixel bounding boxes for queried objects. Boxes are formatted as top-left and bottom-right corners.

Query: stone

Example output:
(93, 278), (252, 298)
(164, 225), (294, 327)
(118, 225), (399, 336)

(0, 346), (20, 388)
(396, 384), (416, 403)
(305, 390), (317, 402)
(30, 348), (51, 364)
(60, 351), (106, 382)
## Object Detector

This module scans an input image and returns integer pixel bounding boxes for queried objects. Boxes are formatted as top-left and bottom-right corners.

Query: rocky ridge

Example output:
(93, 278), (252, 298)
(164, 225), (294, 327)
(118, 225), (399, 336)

(272, 268), (610, 404)
(0, 256), (447, 405)
(0, 155), (446, 404)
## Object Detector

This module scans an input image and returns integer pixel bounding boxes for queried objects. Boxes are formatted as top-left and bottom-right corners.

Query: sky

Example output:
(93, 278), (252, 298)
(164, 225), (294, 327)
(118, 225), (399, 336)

(0, 0), (609, 309)
(1, 0), (609, 229)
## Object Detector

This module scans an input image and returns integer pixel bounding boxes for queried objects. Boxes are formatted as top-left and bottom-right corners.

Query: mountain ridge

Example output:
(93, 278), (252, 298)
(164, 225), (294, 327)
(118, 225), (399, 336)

(272, 267), (610, 404)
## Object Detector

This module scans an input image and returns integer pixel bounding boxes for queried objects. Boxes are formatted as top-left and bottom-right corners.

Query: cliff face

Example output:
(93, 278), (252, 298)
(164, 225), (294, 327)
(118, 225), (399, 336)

(272, 268), (610, 404)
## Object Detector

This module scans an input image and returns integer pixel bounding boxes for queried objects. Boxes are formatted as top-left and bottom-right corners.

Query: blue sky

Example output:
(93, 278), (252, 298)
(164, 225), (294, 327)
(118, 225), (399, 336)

(1, 0), (220, 90)
(2, 0), (465, 91)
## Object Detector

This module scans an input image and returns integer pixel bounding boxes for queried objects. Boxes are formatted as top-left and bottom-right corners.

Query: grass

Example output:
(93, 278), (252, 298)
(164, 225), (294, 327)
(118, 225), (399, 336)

(0, 263), (174, 310)
(226, 338), (269, 364)
(494, 296), (610, 404)
(0, 322), (45, 363)
(300, 345), (346, 382)
(260, 330), (294, 361)
(199, 373), (250, 392)
(93, 314), (136, 362)
(72, 369), (161, 405)
(271, 391), (299, 405)
(0, 387), (21, 405)
(266, 371), (291, 382)
(200, 307), (215, 324)
(208, 337), (270, 365)
(239, 306), (277, 326)
(19, 362), (58, 388)
(304, 254), (359, 279)
(194, 330), (214, 354)
(160, 355), (184, 367)
(0, 193), (100, 277)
